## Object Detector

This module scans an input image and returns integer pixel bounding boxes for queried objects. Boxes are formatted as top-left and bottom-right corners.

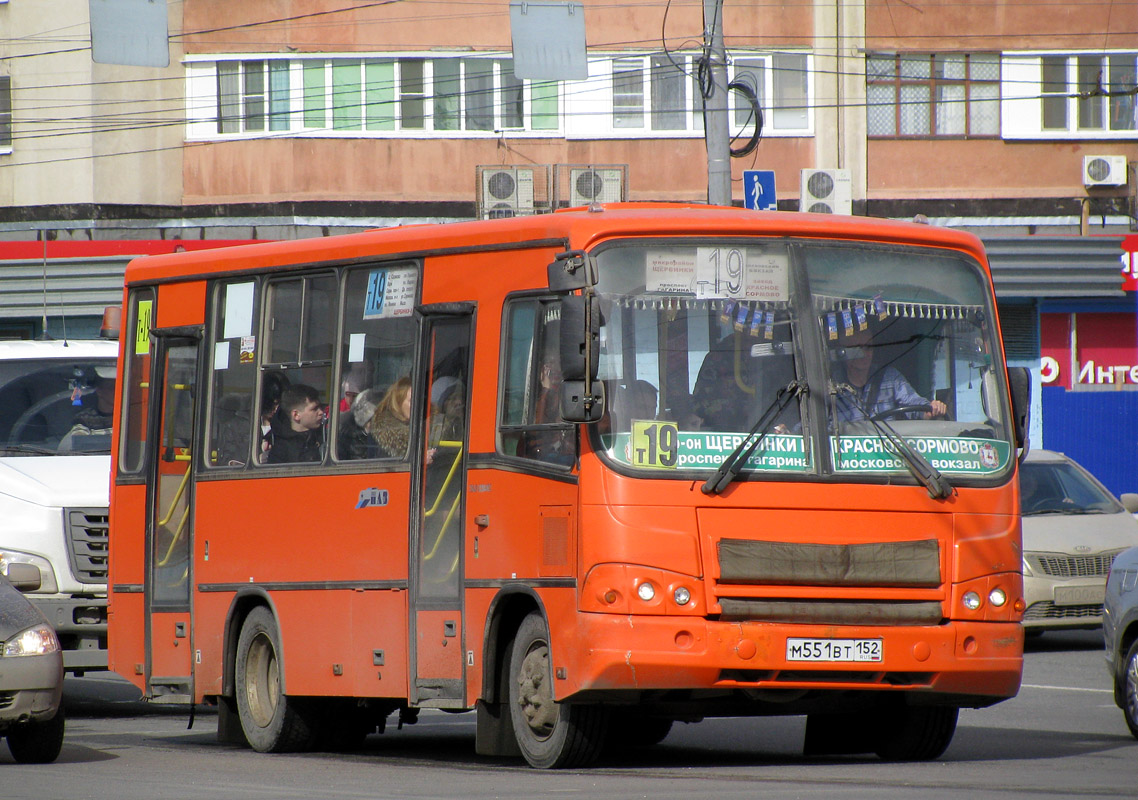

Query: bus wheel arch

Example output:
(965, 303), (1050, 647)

(506, 610), (608, 768)
(474, 589), (541, 758)
(233, 604), (316, 753)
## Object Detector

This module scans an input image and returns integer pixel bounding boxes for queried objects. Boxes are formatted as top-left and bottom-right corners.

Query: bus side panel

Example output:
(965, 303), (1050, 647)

(350, 588), (409, 698)
(108, 483), (148, 689)
(191, 474), (412, 698)
(464, 469), (579, 584)
(190, 589), (230, 698)
(156, 281), (207, 328)
(107, 591), (145, 690)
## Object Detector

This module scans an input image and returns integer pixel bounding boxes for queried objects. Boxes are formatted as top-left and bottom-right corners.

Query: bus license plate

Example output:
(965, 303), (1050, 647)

(786, 638), (883, 663)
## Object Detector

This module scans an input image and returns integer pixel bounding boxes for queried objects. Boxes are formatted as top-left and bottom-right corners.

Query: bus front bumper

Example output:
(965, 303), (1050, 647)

(562, 615), (1023, 701)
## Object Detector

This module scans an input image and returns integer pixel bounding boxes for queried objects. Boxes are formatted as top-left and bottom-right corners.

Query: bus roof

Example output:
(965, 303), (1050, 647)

(122, 204), (989, 286)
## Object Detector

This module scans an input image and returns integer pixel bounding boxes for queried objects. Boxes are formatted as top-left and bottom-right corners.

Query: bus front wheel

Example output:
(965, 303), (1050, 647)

(507, 612), (608, 769)
(873, 704), (958, 761)
(235, 606), (315, 753)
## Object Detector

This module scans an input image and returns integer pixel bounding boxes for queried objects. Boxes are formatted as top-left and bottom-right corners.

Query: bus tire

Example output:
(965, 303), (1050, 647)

(6, 706), (65, 764)
(507, 611), (608, 769)
(607, 711), (673, 750)
(235, 606), (315, 753)
(873, 704), (958, 761)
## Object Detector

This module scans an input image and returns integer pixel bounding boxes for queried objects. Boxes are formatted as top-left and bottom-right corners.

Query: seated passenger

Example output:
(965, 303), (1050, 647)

(267, 384), (325, 464)
(338, 387), (381, 460)
(367, 377), (413, 459)
(688, 334), (751, 431)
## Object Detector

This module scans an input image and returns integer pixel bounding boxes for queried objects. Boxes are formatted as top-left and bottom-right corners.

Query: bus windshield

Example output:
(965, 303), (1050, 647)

(591, 239), (1013, 481)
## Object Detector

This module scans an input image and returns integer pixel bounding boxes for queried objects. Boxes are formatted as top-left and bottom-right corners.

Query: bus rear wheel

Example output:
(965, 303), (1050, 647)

(507, 612), (608, 769)
(235, 606), (315, 753)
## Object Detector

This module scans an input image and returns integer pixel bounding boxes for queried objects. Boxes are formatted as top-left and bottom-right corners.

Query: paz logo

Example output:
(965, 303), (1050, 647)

(356, 488), (390, 509)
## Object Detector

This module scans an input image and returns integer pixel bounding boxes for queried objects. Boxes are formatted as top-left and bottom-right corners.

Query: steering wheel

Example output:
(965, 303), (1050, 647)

(7, 389), (73, 447)
(869, 404), (932, 422)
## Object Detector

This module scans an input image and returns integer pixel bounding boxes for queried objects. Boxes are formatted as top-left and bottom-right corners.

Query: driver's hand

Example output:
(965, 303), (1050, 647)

(924, 400), (948, 418)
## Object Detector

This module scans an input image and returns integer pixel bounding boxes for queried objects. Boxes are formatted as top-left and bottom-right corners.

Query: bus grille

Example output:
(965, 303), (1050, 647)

(1023, 602), (1103, 621)
(66, 507), (110, 584)
(1030, 553), (1116, 578)
(714, 538), (944, 625)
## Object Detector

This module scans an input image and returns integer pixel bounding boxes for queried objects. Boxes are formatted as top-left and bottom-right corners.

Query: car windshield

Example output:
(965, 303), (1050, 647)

(0, 358), (117, 455)
(1019, 459), (1124, 516)
(590, 239), (1013, 481)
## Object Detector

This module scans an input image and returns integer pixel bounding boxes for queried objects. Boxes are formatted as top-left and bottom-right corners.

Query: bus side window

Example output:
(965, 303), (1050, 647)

(208, 281), (259, 467)
(256, 274), (339, 466)
(499, 297), (575, 466)
(119, 288), (155, 475)
(334, 264), (419, 461)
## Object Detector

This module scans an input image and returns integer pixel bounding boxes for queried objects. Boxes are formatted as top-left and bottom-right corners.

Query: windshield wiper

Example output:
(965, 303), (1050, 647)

(834, 383), (954, 500)
(702, 380), (807, 495)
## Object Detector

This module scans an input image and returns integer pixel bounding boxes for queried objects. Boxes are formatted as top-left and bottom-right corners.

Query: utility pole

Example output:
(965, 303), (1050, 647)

(702, 0), (732, 206)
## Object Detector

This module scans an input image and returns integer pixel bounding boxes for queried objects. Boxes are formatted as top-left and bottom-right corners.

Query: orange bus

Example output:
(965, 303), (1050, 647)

(107, 204), (1029, 768)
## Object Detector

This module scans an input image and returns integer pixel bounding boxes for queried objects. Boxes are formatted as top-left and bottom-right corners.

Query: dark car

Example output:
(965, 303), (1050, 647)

(0, 563), (65, 763)
(1104, 545), (1138, 739)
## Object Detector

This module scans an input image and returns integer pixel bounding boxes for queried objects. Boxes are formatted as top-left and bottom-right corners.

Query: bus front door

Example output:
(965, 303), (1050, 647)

(144, 335), (201, 704)
(410, 308), (472, 706)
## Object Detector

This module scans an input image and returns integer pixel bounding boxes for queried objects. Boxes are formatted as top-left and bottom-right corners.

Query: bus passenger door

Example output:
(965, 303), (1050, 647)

(145, 334), (201, 704)
(410, 306), (473, 706)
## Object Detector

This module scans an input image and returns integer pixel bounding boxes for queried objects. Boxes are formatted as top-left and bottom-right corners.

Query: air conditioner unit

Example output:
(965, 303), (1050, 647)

(480, 167), (535, 219)
(569, 168), (624, 207)
(800, 168), (852, 215)
(1083, 155), (1128, 187)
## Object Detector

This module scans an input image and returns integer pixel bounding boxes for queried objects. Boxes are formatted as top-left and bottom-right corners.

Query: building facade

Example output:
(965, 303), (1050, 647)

(1, 0), (1136, 488)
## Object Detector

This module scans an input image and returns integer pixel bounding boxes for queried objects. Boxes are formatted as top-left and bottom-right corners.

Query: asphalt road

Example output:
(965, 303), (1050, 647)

(1, 629), (1132, 800)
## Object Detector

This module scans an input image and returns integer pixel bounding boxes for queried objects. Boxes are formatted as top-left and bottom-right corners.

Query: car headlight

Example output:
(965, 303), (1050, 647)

(3, 623), (60, 657)
(0, 550), (58, 594)
(1021, 557), (1033, 578)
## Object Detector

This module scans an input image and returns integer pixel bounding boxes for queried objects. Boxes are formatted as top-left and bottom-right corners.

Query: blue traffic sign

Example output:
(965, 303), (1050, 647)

(743, 170), (777, 211)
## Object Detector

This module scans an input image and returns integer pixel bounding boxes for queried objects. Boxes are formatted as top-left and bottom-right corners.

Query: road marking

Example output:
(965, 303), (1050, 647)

(1021, 683), (1112, 694)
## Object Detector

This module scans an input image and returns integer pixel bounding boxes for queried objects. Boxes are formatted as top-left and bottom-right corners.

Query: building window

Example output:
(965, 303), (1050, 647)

(207, 56), (556, 137)
(217, 61), (289, 133)
(0, 75), (10, 151)
(867, 53), (999, 137)
(605, 52), (809, 136)
(1041, 54), (1137, 133)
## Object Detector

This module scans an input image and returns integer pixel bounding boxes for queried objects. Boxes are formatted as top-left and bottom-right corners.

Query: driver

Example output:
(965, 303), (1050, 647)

(834, 326), (946, 422)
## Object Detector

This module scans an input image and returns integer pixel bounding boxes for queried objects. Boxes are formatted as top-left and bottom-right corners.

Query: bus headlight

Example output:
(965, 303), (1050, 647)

(637, 581), (656, 602)
(962, 591), (982, 611)
(673, 586), (691, 606)
(988, 588), (1007, 607)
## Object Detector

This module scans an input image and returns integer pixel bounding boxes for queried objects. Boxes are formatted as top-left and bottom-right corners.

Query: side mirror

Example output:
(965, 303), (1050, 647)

(560, 379), (605, 424)
(546, 250), (593, 292)
(1006, 366), (1031, 452)
(559, 294), (600, 382)
(5, 562), (43, 592)
(1120, 493), (1138, 515)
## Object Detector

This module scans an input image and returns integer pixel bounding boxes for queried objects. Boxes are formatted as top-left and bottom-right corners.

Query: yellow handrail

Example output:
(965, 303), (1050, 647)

(423, 441), (462, 518)
(157, 505), (190, 567)
(156, 467), (191, 526)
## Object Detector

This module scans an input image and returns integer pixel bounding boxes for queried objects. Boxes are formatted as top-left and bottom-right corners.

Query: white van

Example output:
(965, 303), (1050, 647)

(0, 338), (118, 673)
